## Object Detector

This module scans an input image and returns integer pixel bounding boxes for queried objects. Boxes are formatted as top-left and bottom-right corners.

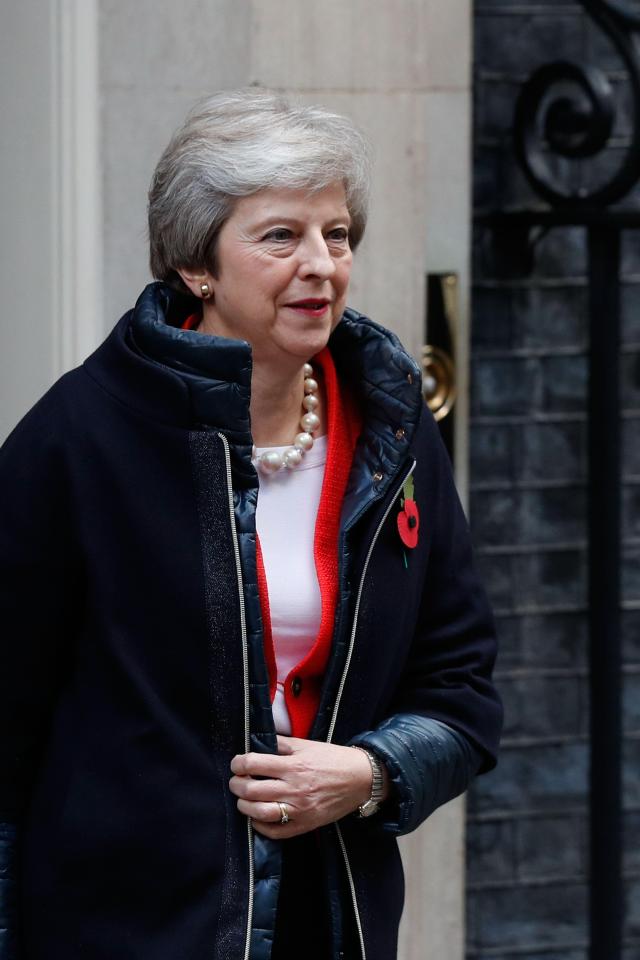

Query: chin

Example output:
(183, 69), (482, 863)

(279, 326), (333, 361)
(299, 330), (333, 360)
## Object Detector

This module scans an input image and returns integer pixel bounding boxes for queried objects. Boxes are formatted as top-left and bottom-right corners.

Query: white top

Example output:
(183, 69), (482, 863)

(254, 436), (327, 735)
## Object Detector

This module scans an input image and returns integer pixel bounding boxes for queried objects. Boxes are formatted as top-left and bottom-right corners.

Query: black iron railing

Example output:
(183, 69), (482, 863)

(476, 2), (640, 957)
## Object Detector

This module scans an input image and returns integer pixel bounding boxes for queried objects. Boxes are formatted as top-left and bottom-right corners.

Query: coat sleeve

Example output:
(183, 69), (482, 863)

(0, 392), (79, 956)
(349, 715), (482, 835)
(350, 410), (502, 835)
(0, 824), (19, 959)
(0, 392), (78, 822)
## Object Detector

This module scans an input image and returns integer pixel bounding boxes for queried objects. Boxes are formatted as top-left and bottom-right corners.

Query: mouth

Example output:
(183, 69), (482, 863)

(285, 298), (331, 313)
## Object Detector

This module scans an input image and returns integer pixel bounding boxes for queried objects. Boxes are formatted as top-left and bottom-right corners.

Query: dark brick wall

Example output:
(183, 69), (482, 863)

(467, 2), (640, 958)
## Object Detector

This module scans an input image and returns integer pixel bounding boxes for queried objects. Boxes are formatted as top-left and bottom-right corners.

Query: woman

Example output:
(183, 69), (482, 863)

(0, 90), (502, 960)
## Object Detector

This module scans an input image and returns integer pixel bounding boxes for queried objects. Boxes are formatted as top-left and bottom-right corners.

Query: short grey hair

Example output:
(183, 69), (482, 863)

(148, 89), (372, 292)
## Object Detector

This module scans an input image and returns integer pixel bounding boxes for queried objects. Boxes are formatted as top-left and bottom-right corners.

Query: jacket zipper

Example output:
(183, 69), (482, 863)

(327, 459), (417, 960)
(217, 432), (254, 960)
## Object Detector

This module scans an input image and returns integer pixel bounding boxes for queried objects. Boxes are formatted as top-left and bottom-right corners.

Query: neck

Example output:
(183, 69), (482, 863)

(250, 361), (323, 447)
(196, 308), (324, 446)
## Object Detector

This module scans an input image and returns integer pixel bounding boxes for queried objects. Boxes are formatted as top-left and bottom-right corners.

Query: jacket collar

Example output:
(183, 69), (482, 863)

(84, 283), (423, 496)
(331, 308), (422, 515)
(86, 283), (252, 429)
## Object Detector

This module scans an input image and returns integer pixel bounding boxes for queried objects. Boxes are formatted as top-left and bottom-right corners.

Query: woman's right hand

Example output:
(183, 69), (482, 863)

(229, 735), (387, 839)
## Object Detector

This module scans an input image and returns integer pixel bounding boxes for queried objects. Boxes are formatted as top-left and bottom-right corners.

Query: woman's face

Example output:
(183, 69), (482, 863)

(183, 182), (353, 368)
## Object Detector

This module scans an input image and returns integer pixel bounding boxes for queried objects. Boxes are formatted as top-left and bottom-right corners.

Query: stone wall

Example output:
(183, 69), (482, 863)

(467, 3), (640, 958)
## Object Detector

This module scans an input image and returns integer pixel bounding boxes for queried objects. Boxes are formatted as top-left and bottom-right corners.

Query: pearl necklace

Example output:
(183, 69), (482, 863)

(252, 362), (320, 474)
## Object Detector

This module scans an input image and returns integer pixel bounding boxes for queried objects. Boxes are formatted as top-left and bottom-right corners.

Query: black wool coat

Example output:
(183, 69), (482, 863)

(0, 283), (502, 960)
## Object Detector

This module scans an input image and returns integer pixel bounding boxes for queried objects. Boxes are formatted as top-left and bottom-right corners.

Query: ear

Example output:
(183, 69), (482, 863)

(176, 268), (215, 300)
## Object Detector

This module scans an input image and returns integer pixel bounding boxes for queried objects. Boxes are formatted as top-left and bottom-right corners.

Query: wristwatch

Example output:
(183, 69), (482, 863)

(351, 745), (385, 817)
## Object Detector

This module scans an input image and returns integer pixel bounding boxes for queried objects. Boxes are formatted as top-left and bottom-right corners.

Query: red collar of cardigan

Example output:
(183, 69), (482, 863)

(181, 314), (362, 737)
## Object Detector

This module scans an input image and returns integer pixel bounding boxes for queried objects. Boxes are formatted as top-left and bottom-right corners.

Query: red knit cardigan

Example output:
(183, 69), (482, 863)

(182, 315), (361, 737)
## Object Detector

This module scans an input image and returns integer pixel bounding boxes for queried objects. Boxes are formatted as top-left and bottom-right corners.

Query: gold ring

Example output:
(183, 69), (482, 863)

(277, 801), (289, 825)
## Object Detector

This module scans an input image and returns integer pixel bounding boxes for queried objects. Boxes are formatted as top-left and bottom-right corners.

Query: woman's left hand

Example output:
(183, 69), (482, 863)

(229, 736), (379, 838)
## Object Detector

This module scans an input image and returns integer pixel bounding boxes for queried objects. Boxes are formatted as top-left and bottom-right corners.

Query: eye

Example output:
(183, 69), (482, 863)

(263, 228), (294, 242)
(327, 227), (349, 243)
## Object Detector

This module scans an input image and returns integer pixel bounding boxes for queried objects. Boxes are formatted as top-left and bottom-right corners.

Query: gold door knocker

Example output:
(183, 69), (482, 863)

(422, 273), (458, 422)
(422, 344), (456, 422)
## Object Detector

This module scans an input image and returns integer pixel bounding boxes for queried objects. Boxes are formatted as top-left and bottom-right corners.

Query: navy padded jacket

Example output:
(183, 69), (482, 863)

(0, 283), (502, 959)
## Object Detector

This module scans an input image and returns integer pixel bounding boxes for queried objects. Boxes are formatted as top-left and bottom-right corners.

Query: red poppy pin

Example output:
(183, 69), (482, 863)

(397, 475), (419, 565)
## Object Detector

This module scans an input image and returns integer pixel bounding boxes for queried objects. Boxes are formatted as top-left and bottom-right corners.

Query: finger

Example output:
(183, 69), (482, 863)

(229, 775), (288, 802)
(236, 798), (296, 824)
(230, 751), (291, 778)
(251, 819), (309, 840)
(275, 735), (296, 755)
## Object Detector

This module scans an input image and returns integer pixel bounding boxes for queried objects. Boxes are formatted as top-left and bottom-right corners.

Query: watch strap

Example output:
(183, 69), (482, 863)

(351, 745), (385, 817)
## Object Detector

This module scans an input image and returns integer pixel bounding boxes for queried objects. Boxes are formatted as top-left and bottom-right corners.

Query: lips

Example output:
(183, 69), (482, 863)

(285, 298), (330, 311)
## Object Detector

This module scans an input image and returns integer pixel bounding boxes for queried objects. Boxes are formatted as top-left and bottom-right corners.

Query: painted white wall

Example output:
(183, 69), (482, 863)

(0, 0), (102, 444)
(0, 3), (55, 442)
(99, 0), (254, 324)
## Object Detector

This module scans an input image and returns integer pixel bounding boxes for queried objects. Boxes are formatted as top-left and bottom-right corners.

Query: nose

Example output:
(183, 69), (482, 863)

(297, 232), (336, 280)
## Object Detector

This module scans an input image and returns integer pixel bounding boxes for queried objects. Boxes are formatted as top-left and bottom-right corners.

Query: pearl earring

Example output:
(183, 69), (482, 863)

(200, 282), (211, 300)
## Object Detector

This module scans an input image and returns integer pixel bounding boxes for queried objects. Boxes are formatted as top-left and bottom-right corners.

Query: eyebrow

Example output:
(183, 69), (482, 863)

(249, 213), (352, 231)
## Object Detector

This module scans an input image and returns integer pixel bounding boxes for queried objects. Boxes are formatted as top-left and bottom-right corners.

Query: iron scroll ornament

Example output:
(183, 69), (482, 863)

(481, 6), (640, 957)
(514, 0), (640, 208)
